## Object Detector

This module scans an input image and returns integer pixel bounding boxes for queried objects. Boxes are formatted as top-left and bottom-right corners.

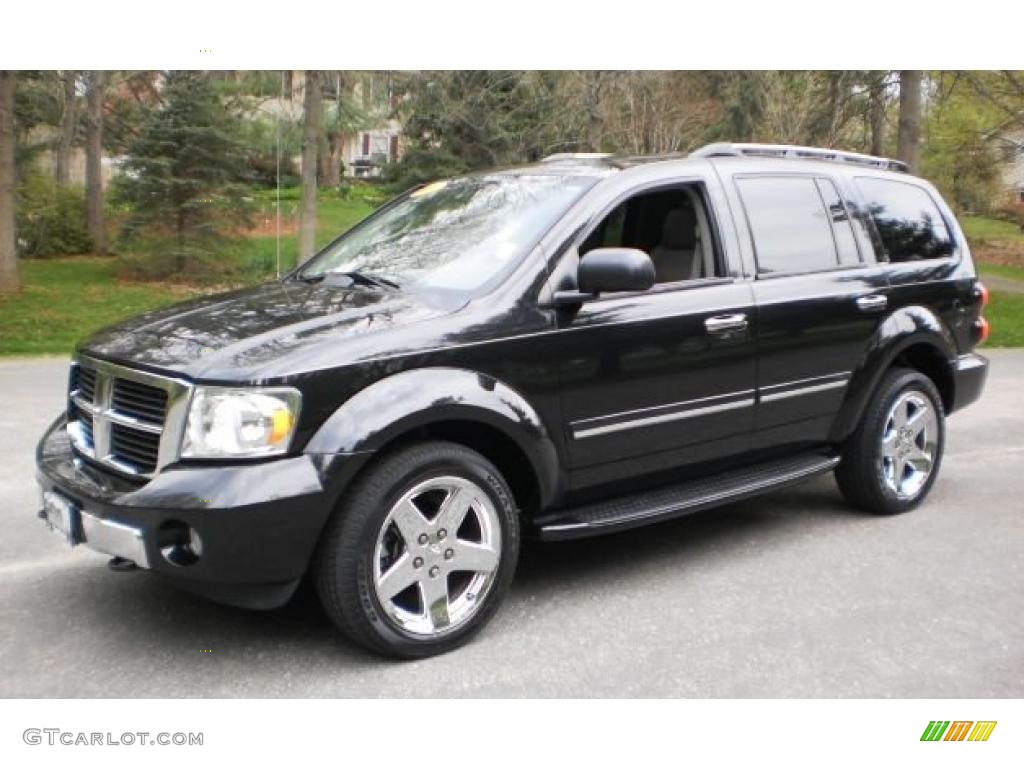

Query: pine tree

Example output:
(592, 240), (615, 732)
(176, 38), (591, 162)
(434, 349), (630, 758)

(117, 71), (252, 270)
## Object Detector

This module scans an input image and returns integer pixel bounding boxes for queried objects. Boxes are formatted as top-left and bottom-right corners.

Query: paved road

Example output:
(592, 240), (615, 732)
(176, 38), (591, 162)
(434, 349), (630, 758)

(1, 353), (1022, 697)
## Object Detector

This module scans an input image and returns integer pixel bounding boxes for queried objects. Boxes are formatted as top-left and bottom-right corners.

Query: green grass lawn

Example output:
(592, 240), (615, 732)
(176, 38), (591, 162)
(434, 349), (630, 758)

(978, 262), (1024, 282)
(961, 215), (1024, 245)
(0, 192), (376, 356)
(0, 259), (196, 356)
(985, 292), (1024, 347)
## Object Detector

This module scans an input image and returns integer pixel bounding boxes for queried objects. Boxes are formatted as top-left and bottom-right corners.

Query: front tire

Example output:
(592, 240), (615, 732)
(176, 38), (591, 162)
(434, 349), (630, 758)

(314, 441), (520, 658)
(835, 367), (945, 515)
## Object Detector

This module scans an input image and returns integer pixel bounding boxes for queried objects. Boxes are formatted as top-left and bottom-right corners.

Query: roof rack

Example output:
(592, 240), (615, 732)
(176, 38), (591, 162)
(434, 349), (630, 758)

(690, 142), (909, 173)
(541, 152), (612, 163)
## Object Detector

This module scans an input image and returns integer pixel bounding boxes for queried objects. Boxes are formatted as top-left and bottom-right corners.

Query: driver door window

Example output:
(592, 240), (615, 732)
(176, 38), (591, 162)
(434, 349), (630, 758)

(580, 185), (722, 286)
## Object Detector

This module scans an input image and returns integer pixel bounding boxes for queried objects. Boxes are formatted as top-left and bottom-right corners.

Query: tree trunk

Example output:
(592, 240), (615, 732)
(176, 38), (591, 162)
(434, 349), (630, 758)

(85, 71), (106, 254)
(0, 72), (18, 293)
(55, 71), (77, 185)
(320, 131), (342, 188)
(897, 70), (923, 174)
(298, 70), (321, 264)
(318, 130), (342, 189)
(869, 73), (887, 157)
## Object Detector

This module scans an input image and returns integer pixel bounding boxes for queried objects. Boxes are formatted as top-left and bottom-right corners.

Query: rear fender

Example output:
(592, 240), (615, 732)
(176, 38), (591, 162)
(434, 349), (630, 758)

(829, 305), (956, 442)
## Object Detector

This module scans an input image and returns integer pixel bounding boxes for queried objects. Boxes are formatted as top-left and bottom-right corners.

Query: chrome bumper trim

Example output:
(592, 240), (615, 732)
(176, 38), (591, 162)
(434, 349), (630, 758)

(80, 510), (150, 569)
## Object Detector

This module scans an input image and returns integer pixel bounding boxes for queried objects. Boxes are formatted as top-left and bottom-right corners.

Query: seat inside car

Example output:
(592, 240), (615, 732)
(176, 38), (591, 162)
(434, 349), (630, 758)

(579, 185), (715, 284)
(650, 207), (704, 283)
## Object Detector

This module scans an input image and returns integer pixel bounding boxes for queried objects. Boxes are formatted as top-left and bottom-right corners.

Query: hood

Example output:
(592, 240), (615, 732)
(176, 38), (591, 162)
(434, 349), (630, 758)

(80, 281), (464, 380)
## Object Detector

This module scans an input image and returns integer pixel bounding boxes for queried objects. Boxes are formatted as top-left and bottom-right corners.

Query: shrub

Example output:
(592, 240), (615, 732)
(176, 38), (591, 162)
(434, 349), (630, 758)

(16, 172), (92, 257)
(992, 206), (1024, 229)
(115, 238), (248, 285)
(335, 180), (388, 207)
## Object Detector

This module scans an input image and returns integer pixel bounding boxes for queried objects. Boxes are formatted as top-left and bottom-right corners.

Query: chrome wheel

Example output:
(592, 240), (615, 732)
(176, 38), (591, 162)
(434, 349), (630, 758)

(879, 390), (939, 500)
(372, 476), (502, 637)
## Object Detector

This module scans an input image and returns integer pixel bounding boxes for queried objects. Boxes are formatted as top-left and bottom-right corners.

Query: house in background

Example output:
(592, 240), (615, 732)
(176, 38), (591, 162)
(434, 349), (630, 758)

(993, 129), (1024, 211)
(345, 126), (401, 178)
(274, 71), (402, 180)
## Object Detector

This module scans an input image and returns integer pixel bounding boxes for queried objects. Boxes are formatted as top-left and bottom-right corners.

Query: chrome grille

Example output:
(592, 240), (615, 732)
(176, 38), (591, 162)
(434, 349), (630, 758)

(75, 366), (97, 402)
(111, 378), (168, 425)
(110, 423), (161, 473)
(67, 356), (191, 478)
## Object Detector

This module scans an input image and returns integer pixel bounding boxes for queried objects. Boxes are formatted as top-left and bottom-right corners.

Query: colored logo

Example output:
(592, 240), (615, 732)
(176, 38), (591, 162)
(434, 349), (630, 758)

(920, 721), (997, 742)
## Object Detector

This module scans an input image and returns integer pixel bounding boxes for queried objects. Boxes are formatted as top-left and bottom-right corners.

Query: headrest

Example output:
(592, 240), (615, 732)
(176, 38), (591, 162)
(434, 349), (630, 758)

(660, 208), (697, 250)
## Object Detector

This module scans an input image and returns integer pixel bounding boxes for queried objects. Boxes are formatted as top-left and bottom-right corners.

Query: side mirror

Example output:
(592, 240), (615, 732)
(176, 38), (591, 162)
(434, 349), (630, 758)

(578, 247), (655, 295)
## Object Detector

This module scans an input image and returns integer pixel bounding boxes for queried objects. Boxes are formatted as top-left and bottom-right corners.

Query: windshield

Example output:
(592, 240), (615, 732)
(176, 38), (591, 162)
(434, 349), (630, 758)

(296, 174), (596, 293)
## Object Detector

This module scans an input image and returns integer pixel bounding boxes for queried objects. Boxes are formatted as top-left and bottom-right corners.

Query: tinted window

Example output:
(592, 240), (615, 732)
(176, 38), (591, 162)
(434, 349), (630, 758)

(815, 178), (861, 265)
(738, 176), (838, 274)
(855, 177), (954, 262)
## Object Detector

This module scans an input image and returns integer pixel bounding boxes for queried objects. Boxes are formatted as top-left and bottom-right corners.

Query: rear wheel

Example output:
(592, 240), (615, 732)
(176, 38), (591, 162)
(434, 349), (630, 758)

(835, 367), (945, 515)
(314, 441), (520, 658)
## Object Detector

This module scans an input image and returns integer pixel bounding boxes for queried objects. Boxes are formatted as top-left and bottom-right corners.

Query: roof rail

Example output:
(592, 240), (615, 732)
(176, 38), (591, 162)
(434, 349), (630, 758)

(690, 142), (909, 173)
(541, 152), (612, 163)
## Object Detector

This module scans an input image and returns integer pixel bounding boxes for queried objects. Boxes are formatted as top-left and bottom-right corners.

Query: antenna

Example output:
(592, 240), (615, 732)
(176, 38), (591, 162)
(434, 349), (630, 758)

(275, 70), (283, 278)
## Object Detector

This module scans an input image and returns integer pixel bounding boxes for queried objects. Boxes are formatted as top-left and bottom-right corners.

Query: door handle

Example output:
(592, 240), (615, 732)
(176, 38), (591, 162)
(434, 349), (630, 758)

(855, 294), (888, 313)
(704, 313), (748, 334)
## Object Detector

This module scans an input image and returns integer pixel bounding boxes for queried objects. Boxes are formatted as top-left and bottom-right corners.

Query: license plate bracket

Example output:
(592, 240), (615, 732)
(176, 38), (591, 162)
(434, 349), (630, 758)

(40, 489), (82, 547)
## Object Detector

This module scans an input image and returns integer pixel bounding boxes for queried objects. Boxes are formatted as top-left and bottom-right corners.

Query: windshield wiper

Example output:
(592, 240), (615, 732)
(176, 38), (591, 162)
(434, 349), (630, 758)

(287, 273), (326, 284)
(287, 270), (400, 290)
(331, 271), (401, 290)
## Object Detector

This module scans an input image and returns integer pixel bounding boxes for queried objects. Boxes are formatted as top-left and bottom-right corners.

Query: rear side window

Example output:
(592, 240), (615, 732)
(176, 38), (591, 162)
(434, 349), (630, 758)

(855, 177), (954, 262)
(737, 176), (839, 274)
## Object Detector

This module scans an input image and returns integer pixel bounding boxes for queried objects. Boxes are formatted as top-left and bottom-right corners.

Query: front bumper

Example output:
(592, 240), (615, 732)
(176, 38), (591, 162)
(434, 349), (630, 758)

(35, 416), (370, 609)
(950, 352), (989, 413)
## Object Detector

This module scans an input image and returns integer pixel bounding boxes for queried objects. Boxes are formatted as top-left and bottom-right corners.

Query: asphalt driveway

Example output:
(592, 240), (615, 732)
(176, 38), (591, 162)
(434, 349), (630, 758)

(1, 352), (1022, 697)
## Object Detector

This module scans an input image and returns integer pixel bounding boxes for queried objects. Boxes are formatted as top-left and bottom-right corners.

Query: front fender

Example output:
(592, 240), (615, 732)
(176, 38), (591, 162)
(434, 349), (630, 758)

(304, 367), (560, 506)
(829, 305), (957, 442)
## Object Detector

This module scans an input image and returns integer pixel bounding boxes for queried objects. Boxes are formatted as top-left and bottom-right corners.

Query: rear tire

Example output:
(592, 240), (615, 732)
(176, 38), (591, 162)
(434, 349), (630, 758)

(314, 441), (520, 659)
(835, 367), (945, 515)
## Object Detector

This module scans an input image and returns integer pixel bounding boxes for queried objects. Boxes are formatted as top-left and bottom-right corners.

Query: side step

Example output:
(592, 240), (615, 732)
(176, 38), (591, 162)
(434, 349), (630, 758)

(534, 452), (840, 541)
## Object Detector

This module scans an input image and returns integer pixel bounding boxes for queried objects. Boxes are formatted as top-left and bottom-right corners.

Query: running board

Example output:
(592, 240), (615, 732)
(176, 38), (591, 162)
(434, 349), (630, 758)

(534, 452), (839, 541)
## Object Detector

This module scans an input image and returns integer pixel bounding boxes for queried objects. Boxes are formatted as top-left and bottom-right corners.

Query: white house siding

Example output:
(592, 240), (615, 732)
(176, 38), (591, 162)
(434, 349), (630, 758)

(997, 130), (1024, 208)
(343, 121), (402, 178)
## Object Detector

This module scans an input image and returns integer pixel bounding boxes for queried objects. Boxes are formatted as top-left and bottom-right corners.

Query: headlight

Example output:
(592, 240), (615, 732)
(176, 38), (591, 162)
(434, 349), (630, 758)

(181, 386), (302, 459)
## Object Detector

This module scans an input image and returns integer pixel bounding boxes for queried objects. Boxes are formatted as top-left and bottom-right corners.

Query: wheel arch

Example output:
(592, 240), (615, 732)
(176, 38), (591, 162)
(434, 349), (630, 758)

(304, 367), (561, 513)
(829, 306), (957, 443)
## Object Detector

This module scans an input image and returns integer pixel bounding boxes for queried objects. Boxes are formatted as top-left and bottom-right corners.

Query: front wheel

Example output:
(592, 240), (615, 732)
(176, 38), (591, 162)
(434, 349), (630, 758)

(835, 367), (945, 515)
(314, 441), (520, 658)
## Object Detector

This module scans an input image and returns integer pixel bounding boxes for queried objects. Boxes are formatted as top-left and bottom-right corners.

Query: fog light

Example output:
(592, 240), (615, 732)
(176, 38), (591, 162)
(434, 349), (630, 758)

(158, 520), (203, 567)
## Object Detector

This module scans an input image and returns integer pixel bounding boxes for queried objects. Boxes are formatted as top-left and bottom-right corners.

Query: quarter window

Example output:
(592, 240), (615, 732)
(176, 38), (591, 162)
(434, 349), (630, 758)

(855, 177), (954, 262)
(815, 178), (861, 265)
(737, 176), (839, 274)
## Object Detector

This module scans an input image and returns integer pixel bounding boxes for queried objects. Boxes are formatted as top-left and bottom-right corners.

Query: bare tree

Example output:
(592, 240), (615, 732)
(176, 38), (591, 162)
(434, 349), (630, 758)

(897, 70), (923, 173)
(55, 71), (78, 184)
(0, 71), (17, 293)
(85, 71), (106, 253)
(298, 70), (321, 264)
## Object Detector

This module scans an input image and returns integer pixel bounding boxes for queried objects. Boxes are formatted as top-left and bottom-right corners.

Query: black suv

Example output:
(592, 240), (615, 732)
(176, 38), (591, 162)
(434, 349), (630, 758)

(36, 143), (989, 658)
